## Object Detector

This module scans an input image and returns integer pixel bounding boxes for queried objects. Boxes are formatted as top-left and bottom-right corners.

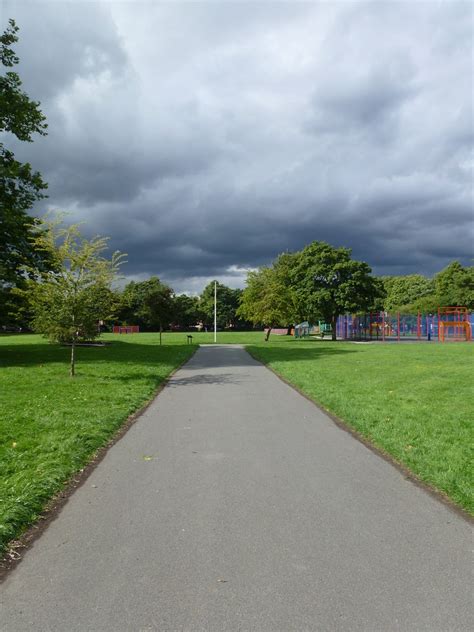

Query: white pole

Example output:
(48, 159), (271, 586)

(214, 280), (217, 343)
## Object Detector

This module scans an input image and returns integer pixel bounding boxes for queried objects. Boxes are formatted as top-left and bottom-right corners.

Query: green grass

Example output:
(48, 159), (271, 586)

(1, 331), (472, 556)
(245, 338), (474, 513)
(0, 333), (196, 555)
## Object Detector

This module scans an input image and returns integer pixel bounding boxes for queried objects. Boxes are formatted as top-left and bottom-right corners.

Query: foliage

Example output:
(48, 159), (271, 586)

(290, 242), (384, 339)
(432, 261), (474, 309)
(134, 277), (174, 338)
(22, 220), (124, 375)
(237, 257), (296, 339)
(0, 282), (31, 330)
(200, 281), (244, 329)
(0, 19), (48, 287)
(172, 293), (203, 329)
(118, 277), (175, 337)
(381, 274), (433, 312)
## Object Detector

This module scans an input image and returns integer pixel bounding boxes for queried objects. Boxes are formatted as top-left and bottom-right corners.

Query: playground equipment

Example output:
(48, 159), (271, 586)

(316, 321), (332, 338)
(336, 308), (473, 342)
(438, 307), (471, 342)
(294, 322), (310, 338)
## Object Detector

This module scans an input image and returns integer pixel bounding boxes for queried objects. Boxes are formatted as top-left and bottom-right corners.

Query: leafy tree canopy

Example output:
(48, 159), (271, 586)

(0, 19), (48, 287)
(172, 294), (203, 330)
(237, 257), (296, 340)
(200, 281), (243, 329)
(290, 242), (384, 339)
(433, 261), (474, 309)
(381, 274), (433, 312)
(118, 277), (174, 341)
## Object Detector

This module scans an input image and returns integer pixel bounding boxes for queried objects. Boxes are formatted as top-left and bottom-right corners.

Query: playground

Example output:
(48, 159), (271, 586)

(291, 307), (473, 342)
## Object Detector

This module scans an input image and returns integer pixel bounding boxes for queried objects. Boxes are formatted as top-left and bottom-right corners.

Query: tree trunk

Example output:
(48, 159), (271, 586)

(265, 327), (272, 341)
(159, 324), (162, 346)
(331, 315), (337, 341)
(70, 340), (76, 377)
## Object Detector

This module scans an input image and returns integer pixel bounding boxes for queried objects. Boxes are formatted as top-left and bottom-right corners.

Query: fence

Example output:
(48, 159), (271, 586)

(336, 311), (473, 342)
(113, 325), (140, 334)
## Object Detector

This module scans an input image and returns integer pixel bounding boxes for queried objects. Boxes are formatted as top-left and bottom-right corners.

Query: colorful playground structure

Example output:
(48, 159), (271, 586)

(335, 307), (472, 342)
(293, 307), (472, 342)
(294, 321), (332, 338)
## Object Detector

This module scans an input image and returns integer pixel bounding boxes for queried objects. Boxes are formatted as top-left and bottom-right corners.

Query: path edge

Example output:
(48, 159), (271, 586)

(0, 346), (199, 582)
(244, 346), (473, 524)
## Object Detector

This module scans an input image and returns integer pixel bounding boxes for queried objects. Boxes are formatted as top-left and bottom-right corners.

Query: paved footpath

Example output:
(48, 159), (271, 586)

(1, 345), (472, 631)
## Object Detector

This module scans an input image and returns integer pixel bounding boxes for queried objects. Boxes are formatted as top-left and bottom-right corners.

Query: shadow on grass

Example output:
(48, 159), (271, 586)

(0, 340), (197, 369)
(0, 337), (356, 370)
(244, 344), (357, 364)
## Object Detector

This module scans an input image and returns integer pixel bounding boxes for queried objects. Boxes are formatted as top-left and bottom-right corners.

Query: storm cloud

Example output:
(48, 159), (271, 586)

(3, 0), (473, 292)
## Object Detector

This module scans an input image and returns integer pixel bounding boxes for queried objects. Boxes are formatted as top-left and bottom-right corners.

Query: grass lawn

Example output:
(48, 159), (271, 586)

(0, 333), (196, 555)
(1, 331), (472, 556)
(245, 337), (473, 514)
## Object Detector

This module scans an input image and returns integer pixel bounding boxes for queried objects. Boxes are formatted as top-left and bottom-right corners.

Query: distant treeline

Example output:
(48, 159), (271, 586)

(1, 242), (472, 334)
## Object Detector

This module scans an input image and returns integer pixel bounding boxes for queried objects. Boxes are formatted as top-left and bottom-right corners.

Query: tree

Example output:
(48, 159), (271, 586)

(0, 19), (48, 288)
(238, 257), (296, 341)
(432, 262), (474, 309)
(23, 220), (124, 376)
(117, 277), (175, 343)
(134, 277), (174, 344)
(381, 274), (433, 312)
(290, 242), (384, 340)
(172, 294), (202, 330)
(200, 282), (243, 329)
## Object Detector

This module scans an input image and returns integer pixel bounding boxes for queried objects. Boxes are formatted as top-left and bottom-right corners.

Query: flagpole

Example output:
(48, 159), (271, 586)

(214, 281), (217, 343)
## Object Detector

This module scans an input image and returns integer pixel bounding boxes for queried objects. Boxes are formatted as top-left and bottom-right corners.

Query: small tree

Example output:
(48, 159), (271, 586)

(290, 242), (384, 340)
(238, 259), (296, 341)
(135, 277), (174, 345)
(25, 221), (125, 376)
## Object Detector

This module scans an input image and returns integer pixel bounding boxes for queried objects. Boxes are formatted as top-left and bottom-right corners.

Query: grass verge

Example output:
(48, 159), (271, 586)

(245, 338), (473, 514)
(0, 333), (196, 555)
(1, 330), (472, 558)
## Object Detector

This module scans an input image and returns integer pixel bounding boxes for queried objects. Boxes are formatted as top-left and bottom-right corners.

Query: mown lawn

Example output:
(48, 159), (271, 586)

(246, 338), (474, 514)
(0, 333), (196, 555)
(1, 331), (472, 556)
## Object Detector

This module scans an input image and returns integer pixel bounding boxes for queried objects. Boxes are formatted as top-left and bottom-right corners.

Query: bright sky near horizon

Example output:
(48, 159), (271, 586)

(3, 0), (473, 293)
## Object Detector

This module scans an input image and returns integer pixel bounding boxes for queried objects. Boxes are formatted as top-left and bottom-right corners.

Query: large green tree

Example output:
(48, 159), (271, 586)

(23, 220), (124, 376)
(381, 274), (433, 312)
(408, 261), (474, 313)
(0, 19), (48, 289)
(290, 242), (384, 340)
(432, 261), (474, 309)
(237, 257), (296, 340)
(200, 281), (243, 329)
(118, 277), (174, 343)
(172, 294), (202, 330)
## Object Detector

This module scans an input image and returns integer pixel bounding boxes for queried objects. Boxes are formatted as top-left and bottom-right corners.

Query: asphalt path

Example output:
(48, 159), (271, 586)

(1, 345), (472, 631)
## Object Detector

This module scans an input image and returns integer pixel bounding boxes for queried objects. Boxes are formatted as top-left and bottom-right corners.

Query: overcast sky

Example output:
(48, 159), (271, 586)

(3, 0), (473, 293)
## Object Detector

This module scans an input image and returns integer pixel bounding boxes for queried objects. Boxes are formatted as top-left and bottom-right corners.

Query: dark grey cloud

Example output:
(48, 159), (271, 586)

(2, 0), (473, 293)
